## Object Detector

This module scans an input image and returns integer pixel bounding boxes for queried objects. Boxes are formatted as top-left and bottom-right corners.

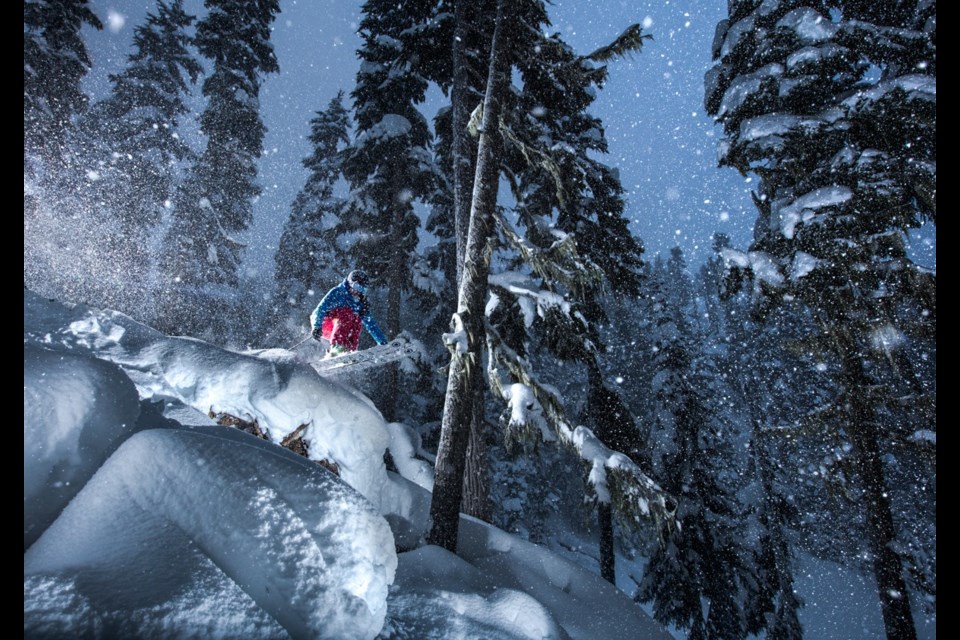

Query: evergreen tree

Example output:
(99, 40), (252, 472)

(698, 238), (808, 640)
(341, 0), (443, 418)
(272, 92), (352, 342)
(428, 0), (514, 551)
(23, 0), (108, 307)
(706, 2), (936, 638)
(24, 0), (102, 170)
(77, 0), (201, 315)
(637, 248), (750, 640)
(427, 0), (496, 522)
(84, 0), (200, 233)
(157, 0), (280, 339)
(494, 14), (650, 582)
(428, 0), (668, 562)
(505, 19), (648, 299)
(409, 1), (650, 532)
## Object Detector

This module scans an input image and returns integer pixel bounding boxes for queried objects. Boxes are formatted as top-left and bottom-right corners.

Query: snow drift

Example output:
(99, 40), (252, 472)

(25, 290), (393, 510)
(25, 427), (397, 640)
(23, 343), (144, 549)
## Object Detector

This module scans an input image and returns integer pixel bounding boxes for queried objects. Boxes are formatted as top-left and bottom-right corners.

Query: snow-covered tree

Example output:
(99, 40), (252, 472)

(698, 239), (810, 640)
(428, 0), (665, 563)
(83, 0), (199, 234)
(74, 0), (200, 316)
(271, 92), (352, 342)
(428, 0), (514, 551)
(156, 0), (279, 340)
(636, 248), (750, 640)
(24, 0), (102, 171)
(492, 14), (650, 582)
(428, 0), (492, 508)
(706, 2), (936, 637)
(339, 0), (443, 418)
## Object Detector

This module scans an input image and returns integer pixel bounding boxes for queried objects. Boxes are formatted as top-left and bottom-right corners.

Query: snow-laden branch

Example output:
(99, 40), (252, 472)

(485, 321), (675, 533)
(442, 312), (469, 355)
(495, 214), (603, 302)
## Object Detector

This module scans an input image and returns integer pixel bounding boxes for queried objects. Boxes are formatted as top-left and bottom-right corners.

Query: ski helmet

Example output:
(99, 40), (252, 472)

(347, 269), (369, 293)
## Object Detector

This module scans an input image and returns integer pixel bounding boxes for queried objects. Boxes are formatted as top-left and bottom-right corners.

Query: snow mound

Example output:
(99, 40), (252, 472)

(24, 343), (143, 550)
(382, 545), (569, 640)
(375, 476), (671, 639)
(386, 422), (435, 491)
(458, 517), (674, 640)
(24, 290), (392, 511)
(25, 565), (286, 640)
(25, 427), (398, 640)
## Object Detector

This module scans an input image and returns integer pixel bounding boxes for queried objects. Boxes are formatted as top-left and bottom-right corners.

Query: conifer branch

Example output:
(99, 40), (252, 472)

(583, 24), (651, 63)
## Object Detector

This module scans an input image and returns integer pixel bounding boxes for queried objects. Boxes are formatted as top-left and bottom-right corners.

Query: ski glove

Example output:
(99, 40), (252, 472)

(312, 327), (324, 342)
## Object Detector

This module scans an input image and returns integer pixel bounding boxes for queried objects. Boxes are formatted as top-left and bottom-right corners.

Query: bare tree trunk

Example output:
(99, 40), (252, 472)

(744, 385), (802, 637)
(841, 337), (917, 640)
(427, 0), (510, 551)
(452, 0), (493, 521)
(584, 356), (642, 582)
(451, 0), (480, 285)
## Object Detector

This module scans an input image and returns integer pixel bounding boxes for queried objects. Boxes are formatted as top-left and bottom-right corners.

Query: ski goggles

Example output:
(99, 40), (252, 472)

(351, 283), (368, 294)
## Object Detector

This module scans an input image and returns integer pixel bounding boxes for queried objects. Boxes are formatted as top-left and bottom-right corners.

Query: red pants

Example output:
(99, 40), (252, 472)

(321, 308), (362, 351)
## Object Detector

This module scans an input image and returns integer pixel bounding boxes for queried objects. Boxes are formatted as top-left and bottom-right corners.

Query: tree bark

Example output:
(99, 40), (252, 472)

(427, 0), (509, 551)
(744, 384), (802, 637)
(462, 381), (492, 521)
(451, 0), (480, 285)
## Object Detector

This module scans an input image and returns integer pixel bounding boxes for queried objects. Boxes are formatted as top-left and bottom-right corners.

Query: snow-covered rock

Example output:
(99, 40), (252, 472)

(25, 427), (398, 640)
(24, 343), (143, 549)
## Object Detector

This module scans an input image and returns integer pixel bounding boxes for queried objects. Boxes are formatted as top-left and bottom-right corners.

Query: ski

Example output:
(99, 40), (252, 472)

(309, 337), (417, 375)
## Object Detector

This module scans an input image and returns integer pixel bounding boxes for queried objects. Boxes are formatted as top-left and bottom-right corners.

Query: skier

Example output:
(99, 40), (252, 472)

(310, 270), (389, 357)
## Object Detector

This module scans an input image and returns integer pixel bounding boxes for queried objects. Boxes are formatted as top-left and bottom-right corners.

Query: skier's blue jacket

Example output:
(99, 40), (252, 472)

(310, 280), (389, 345)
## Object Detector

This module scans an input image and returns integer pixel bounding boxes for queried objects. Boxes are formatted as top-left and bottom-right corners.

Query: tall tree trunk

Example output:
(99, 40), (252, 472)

(745, 387), (803, 638)
(585, 360), (618, 584)
(382, 209), (404, 422)
(452, 0), (492, 520)
(841, 336), (917, 640)
(427, 0), (510, 551)
(451, 0), (479, 285)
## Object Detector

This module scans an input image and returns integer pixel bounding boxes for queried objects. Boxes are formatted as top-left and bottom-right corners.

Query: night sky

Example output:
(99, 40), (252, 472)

(83, 1), (777, 279)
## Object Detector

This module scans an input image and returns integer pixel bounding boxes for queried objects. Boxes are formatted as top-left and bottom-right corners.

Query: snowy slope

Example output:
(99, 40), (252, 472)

(457, 517), (674, 640)
(24, 291), (673, 639)
(382, 545), (571, 640)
